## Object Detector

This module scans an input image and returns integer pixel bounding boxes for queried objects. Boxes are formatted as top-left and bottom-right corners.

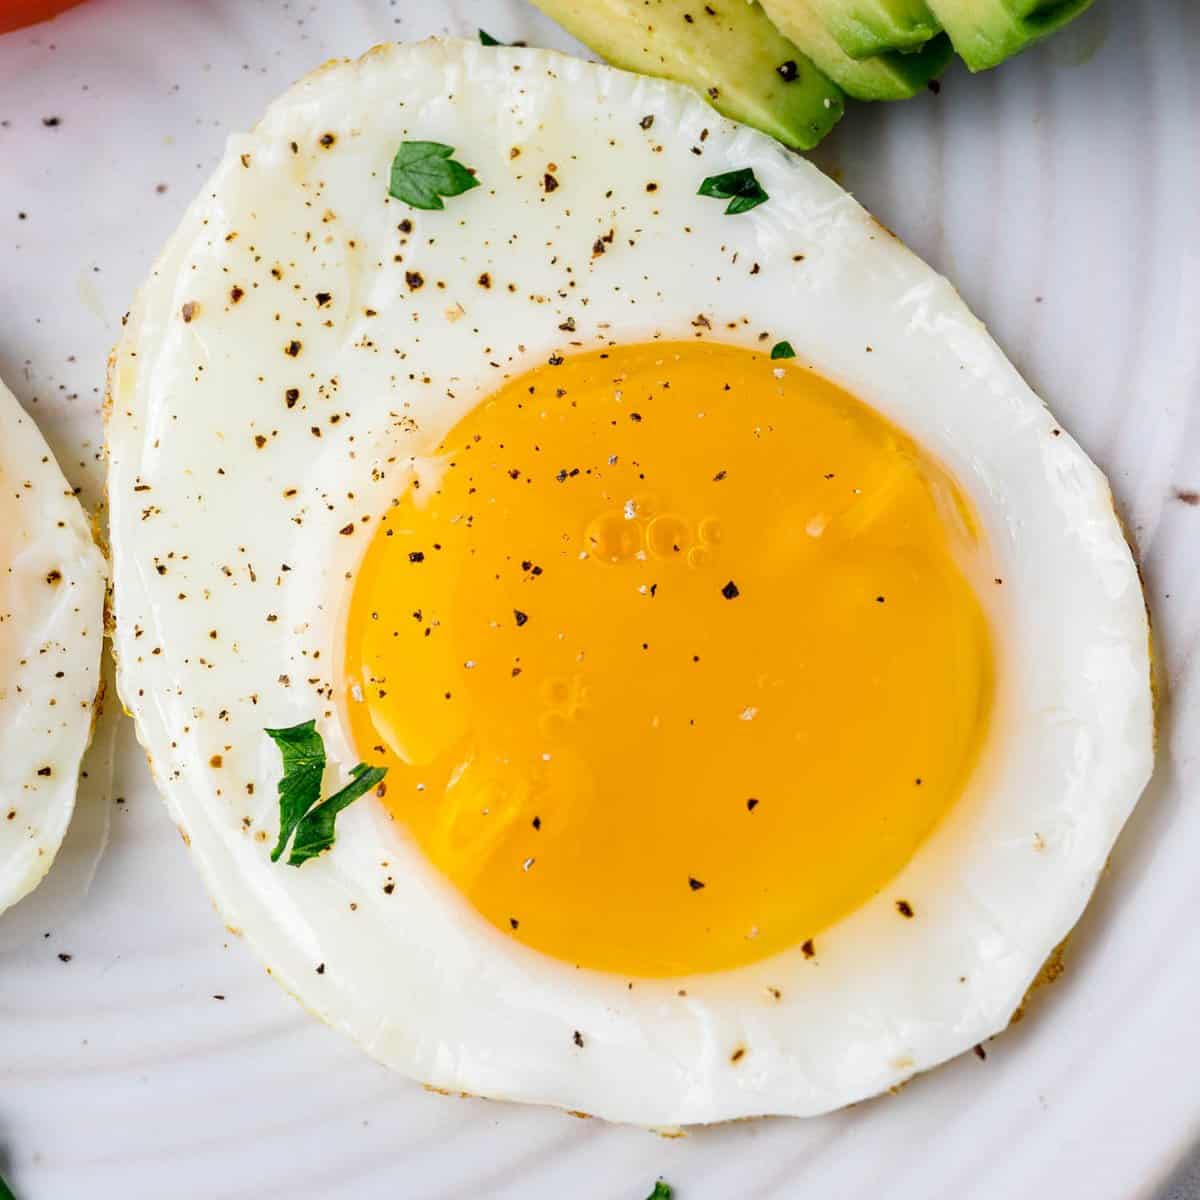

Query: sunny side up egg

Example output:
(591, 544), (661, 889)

(0, 375), (107, 916)
(106, 40), (1153, 1125)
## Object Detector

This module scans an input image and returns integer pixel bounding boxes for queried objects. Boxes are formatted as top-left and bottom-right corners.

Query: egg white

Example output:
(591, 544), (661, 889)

(0, 375), (108, 916)
(106, 40), (1153, 1125)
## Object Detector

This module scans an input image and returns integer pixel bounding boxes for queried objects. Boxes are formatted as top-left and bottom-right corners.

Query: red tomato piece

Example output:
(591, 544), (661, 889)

(0, 1), (87, 35)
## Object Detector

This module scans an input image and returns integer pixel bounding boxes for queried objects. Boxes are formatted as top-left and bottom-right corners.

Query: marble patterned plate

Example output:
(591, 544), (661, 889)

(1, 1), (1197, 1196)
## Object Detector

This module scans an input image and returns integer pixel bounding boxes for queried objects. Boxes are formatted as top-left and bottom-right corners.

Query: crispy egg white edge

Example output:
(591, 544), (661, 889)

(105, 40), (1153, 1125)
(0, 376), (108, 915)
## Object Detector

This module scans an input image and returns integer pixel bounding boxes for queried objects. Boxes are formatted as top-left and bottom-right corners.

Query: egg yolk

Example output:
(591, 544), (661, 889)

(343, 341), (993, 977)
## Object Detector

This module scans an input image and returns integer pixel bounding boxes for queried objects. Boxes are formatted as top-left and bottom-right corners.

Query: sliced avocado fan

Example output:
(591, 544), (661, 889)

(803, 0), (941, 58)
(760, 0), (951, 100)
(527, 0), (844, 150)
(924, 0), (1095, 71)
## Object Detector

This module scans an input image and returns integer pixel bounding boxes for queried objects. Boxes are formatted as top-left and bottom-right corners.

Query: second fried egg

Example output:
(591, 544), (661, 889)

(0, 375), (107, 915)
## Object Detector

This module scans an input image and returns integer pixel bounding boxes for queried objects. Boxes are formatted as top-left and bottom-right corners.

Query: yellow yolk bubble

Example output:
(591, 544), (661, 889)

(343, 342), (994, 977)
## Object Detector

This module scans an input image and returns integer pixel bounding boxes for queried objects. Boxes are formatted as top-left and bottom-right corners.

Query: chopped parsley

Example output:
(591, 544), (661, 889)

(645, 1183), (673, 1200)
(697, 167), (768, 215)
(478, 28), (504, 46)
(770, 340), (796, 360)
(266, 719), (323, 860)
(265, 720), (387, 866)
(388, 142), (480, 211)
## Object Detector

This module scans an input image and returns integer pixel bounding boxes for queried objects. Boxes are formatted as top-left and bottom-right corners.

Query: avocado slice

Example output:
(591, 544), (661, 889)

(528, 0), (844, 150)
(924, 0), (1095, 71)
(803, 0), (941, 58)
(761, 0), (952, 100)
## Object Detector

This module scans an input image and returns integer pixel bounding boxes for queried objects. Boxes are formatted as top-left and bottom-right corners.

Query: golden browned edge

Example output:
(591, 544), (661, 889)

(88, 674), (107, 739)
(80, 493), (112, 744)
(1010, 937), (1069, 1025)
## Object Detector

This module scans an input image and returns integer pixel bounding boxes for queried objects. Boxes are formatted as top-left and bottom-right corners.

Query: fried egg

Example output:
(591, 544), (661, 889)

(107, 40), (1153, 1125)
(0, 375), (107, 916)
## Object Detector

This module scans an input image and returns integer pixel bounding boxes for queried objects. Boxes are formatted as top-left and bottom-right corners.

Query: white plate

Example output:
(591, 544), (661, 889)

(1, 1), (1197, 1197)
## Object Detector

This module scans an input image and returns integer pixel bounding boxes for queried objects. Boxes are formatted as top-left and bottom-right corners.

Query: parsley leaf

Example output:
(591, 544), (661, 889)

(0, 1170), (15, 1200)
(478, 28), (504, 46)
(770, 340), (796, 359)
(265, 722), (386, 866)
(265, 720), (325, 863)
(288, 763), (388, 866)
(697, 167), (769, 215)
(388, 141), (480, 211)
(645, 1183), (673, 1200)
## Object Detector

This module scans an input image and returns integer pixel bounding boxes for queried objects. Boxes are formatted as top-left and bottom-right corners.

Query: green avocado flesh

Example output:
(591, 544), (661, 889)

(528, 0), (844, 150)
(925, 0), (1095, 71)
(761, 0), (952, 100)
(803, 0), (941, 58)
(1009, 0), (1082, 14)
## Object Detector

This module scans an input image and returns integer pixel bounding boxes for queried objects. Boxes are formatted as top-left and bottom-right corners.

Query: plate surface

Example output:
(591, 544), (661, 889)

(1, 1), (1198, 1197)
